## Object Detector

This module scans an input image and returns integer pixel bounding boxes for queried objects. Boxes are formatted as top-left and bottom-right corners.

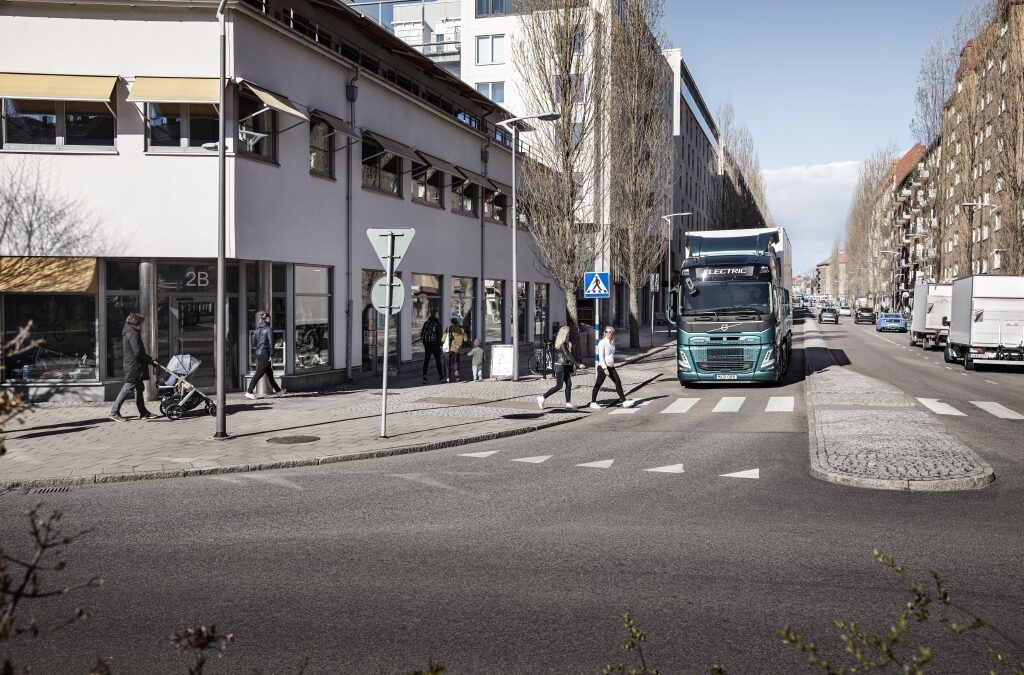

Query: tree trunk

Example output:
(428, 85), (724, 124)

(564, 288), (578, 328)
(628, 284), (641, 348)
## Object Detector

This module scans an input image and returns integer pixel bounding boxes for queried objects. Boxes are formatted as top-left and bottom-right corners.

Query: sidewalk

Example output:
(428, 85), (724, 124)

(802, 320), (994, 491)
(0, 333), (672, 490)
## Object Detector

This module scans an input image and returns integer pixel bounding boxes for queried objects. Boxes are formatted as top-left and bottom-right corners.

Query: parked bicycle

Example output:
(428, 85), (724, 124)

(528, 339), (554, 379)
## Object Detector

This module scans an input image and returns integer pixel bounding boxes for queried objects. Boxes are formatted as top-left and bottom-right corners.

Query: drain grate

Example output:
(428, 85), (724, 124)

(27, 486), (76, 494)
(267, 435), (320, 445)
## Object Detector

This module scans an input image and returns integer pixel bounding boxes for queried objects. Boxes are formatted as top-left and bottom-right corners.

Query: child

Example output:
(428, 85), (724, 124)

(469, 339), (485, 381)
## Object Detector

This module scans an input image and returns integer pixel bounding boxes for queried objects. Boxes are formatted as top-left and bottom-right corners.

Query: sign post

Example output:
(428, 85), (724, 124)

(649, 272), (659, 346)
(367, 228), (415, 439)
(584, 271), (611, 365)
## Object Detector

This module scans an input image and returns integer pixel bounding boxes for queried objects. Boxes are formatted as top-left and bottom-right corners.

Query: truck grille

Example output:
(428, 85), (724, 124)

(692, 346), (756, 373)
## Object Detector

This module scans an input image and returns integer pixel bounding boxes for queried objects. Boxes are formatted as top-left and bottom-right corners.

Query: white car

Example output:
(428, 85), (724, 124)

(838, 306), (852, 316)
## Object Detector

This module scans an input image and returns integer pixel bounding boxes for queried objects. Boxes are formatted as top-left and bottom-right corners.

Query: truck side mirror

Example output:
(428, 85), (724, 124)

(941, 316), (949, 327)
(665, 288), (679, 327)
(684, 277), (698, 296)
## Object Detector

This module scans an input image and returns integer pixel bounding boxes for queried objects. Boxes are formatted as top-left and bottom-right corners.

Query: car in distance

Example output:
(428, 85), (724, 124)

(839, 305), (852, 316)
(818, 307), (839, 324)
(875, 313), (908, 332)
(854, 308), (876, 324)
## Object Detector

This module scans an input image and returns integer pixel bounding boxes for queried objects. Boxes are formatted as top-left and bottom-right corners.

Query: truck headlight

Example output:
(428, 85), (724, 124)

(760, 347), (775, 370)
(678, 348), (692, 372)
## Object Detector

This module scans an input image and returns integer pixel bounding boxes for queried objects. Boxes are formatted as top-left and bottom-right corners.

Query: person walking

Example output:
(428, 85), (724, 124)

(468, 338), (485, 381)
(245, 311), (285, 399)
(537, 325), (583, 410)
(589, 326), (633, 409)
(441, 318), (468, 382)
(109, 312), (159, 422)
(420, 311), (444, 384)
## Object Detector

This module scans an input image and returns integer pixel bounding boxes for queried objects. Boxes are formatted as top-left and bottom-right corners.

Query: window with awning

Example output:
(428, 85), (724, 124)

(0, 257), (98, 293)
(127, 77), (220, 104)
(0, 73), (117, 149)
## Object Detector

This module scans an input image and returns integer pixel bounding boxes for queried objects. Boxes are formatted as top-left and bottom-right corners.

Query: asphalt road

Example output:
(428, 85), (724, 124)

(2, 322), (1022, 674)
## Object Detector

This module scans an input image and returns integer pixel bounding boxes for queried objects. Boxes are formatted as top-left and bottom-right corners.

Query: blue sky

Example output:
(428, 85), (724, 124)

(664, 0), (976, 272)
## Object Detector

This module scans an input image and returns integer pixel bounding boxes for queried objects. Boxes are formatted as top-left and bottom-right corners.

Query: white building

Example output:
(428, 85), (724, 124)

(0, 0), (565, 401)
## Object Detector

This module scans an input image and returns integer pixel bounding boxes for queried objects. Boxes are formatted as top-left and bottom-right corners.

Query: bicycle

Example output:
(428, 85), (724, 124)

(528, 339), (554, 379)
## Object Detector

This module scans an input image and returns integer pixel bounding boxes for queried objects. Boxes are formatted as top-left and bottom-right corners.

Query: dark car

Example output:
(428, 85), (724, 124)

(854, 308), (876, 324)
(818, 307), (839, 324)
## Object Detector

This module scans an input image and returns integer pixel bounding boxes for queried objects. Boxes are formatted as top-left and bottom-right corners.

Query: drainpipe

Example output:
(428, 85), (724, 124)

(345, 70), (359, 380)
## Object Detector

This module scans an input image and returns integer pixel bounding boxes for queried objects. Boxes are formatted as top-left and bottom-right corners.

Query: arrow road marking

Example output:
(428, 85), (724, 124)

(512, 455), (552, 464)
(970, 401), (1024, 420)
(916, 398), (966, 416)
(645, 464), (685, 474)
(765, 396), (794, 412)
(459, 451), (500, 458)
(720, 468), (759, 479)
(661, 398), (700, 414)
(712, 397), (745, 413)
(577, 459), (614, 469)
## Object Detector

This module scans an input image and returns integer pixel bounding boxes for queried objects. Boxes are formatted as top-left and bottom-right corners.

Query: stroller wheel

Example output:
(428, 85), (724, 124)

(159, 398), (174, 416)
(165, 403), (184, 421)
(205, 402), (217, 417)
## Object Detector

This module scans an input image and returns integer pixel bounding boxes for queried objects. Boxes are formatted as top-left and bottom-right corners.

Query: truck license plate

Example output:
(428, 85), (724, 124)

(715, 374), (738, 380)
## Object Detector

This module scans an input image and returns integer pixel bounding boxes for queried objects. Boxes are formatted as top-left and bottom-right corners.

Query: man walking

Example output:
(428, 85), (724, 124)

(109, 312), (158, 422)
(420, 311), (444, 384)
(245, 311), (285, 399)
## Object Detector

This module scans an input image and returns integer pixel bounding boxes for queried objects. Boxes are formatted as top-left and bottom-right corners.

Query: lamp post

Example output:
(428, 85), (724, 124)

(495, 111), (560, 381)
(659, 212), (692, 289)
(214, 0), (228, 438)
(879, 250), (900, 312)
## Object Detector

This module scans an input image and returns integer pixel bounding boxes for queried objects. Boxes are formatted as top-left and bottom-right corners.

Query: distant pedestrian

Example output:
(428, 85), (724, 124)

(109, 312), (159, 422)
(245, 311), (285, 400)
(590, 326), (633, 409)
(537, 325), (583, 410)
(441, 318), (468, 382)
(468, 339), (485, 381)
(420, 311), (444, 384)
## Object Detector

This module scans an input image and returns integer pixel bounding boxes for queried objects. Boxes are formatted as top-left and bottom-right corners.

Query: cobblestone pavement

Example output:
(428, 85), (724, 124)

(803, 321), (994, 491)
(0, 340), (669, 489)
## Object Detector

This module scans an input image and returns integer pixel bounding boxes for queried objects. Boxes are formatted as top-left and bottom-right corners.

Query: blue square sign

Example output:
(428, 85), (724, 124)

(583, 271), (611, 298)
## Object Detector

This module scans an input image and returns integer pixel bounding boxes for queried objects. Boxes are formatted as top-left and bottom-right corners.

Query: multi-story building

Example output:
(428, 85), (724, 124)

(0, 0), (565, 401)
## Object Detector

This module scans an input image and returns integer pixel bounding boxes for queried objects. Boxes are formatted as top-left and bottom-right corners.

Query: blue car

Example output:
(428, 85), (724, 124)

(875, 313), (907, 332)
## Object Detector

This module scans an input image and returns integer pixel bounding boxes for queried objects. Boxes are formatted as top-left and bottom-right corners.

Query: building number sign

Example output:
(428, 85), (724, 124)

(185, 270), (211, 288)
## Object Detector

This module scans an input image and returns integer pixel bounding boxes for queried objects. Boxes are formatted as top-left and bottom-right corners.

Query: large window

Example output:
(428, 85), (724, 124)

(238, 91), (276, 160)
(105, 260), (140, 379)
(294, 265), (331, 371)
(476, 81), (505, 104)
(2, 99), (114, 149)
(411, 274), (441, 358)
(362, 136), (402, 195)
(3, 294), (97, 382)
(245, 264), (287, 371)
(147, 103), (217, 149)
(452, 277), (476, 341)
(485, 279), (505, 344)
(534, 283), (549, 339)
(412, 163), (443, 207)
(452, 177), (479, 216)
(309, 116), (333, 177)
(483, 189), (508, 224)
(476, 34), (506, 65)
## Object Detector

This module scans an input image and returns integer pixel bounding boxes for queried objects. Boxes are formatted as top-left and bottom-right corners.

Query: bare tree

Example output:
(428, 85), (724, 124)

(843, 144), (899, 306)
(606, 0), (672, 347)
(717, 100), (771, 228)
(911, 35), (959, 146)
(516, 0), (608, 327)
(994, 0), (1024, 273)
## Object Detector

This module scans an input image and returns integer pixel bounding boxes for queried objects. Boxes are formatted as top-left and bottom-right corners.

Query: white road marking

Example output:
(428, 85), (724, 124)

(459, 451), (500, 458)
(720, 468), (759, 479)
(661, 398), (700, 414)
(645, 464), (685, 474)
(766, 396), (794, 412)
(986, 380), (999, 385)
(917, 398), (967, 416)
(512, 455), (551, 464)
(945, 366), (953, 370)
(577, 459), (614, 469)
(609, 408), (640, 414)
(970, 401), (1024, 420)
(872, 334), (898, 345)
(713, 397), (745, 413)
(639, 400), (653, 406)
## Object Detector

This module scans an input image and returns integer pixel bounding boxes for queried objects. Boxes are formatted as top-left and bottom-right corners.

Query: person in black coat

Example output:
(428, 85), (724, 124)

(109, 312), (158, 422)
(245, 311), (284, 399)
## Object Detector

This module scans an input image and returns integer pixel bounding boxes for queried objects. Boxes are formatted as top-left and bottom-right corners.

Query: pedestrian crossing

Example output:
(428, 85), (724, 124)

(600, 395), (798, 415)
(916, 398), (1024, 420)
(457, 451), (758, 479)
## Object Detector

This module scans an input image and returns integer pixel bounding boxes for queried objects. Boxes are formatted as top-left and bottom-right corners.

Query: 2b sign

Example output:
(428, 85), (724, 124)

(185, 270), (210, 288)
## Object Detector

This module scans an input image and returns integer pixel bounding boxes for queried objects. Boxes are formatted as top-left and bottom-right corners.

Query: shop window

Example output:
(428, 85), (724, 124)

(452, 177), (479, 216)
(412, 163), (443, 207)
(158, 263), (239, 294)
(483, 189), (508, 224)
(105, 261), (140, 291)
(294, 265), (331, 370)
(362, 269), (398, 373)
(245, 265), (286, 373)
(309, 116), (333, 177)
(534, 283), (549, 339)
(451, 277), (476, 341)
(411, 274), (441, 358)
(517, 281), (528, 341)
(238, 91), (276, 160)
(3, 294), (97, 382)
(485, 279), (505, 344)
(105, 295), (139, 378)
(361, 136), (402, 195)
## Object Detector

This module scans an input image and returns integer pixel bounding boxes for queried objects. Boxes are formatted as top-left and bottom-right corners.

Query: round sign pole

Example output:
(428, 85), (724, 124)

(380, 232), (396, 439)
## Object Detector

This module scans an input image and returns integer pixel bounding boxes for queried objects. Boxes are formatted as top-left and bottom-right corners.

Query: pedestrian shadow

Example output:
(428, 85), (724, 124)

(13, 425), (97, 440)
(7, 417), (110, 433)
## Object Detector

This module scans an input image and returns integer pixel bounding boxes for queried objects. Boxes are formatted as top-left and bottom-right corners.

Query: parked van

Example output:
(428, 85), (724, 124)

(945, 276), (1024, 370)
(909, 282), (952, 349)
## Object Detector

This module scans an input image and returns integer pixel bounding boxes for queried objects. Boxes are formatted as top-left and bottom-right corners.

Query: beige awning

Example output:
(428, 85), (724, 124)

(363, 131), (419, 163)
(0, 257), (98, 293)
(489, 178), (514, 195)
(127, 77), (220, 104)
(457, 166), (491, 188)
(310, 109), (360, 140)
(0, 72), (116, 102)
(239, 80), (308, 120)
(416, 151), (461, 177)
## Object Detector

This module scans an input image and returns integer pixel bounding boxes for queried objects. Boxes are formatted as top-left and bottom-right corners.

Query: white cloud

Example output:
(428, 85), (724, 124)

(763, 161), (860, 275)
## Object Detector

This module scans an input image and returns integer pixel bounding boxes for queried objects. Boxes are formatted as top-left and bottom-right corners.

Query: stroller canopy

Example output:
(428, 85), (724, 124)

(166, 354), (202, 377)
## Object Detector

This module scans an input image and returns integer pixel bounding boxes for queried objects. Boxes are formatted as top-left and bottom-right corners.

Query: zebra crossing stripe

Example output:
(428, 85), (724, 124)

(970, 401), (1024, 420)
(916, 398), (966, 416)
(609, 408), (640, 415)
(661, 398), (700, 414)
(765, 396), (794, 412)
(712, 397), (745, 413)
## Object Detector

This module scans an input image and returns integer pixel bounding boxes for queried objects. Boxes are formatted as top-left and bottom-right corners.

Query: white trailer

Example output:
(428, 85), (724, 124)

(909, 282), (952, 349)
(945, 275), (1024, 370)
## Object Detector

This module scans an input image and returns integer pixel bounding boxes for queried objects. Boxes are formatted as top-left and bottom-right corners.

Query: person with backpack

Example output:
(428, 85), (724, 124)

(441, 317), (468, 382)
(420, 311), (444, 384)
(537, 325), (584, 410)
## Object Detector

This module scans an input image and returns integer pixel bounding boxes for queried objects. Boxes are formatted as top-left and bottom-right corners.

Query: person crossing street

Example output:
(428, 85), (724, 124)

(589, 326), (633, 409)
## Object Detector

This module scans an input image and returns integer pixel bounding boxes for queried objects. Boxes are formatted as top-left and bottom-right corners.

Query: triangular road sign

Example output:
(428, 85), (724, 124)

(367, 228), (416, 272)
(720, 468), (759, 479)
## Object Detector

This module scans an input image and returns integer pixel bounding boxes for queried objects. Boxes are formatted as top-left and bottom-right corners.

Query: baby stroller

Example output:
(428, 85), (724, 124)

(155, 354), (217, 420)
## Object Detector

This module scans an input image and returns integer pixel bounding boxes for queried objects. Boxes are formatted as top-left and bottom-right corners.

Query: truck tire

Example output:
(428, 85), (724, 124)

(964, 354), (976, 371)
(909, 334), (918, 347)
(943, 344), (957, 363)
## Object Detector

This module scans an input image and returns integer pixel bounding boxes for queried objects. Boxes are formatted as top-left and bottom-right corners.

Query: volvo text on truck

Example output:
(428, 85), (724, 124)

(944, 275), (1024, 370)
(909, 281), (952, 349)
(666, 228), (793, 385)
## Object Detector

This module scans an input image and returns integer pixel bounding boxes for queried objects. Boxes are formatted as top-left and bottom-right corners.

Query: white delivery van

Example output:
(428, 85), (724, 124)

(909, 282), (952, 349)
(945, 275), (1024, 370)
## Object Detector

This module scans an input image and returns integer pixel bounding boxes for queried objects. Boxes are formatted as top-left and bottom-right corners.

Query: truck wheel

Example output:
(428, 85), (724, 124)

(964, 355), (976, 371)
(909, 334), (918, 347)
(943, 344), (956, 363)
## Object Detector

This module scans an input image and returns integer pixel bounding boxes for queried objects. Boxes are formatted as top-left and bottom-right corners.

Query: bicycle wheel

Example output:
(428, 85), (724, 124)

(528, 352), (540, 375)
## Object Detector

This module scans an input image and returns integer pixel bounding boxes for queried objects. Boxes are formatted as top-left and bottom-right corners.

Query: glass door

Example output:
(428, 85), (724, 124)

(171, 298), (216, 387)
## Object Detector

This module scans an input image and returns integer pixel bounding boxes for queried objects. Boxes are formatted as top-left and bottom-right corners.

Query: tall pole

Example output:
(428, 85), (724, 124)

(214, 0), (228, 438)
(511, 126), (519, 381)
(380, 233), (396, 438)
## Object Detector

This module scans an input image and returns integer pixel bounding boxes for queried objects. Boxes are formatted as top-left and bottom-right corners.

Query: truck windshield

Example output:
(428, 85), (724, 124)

(683, 282), (772, 315)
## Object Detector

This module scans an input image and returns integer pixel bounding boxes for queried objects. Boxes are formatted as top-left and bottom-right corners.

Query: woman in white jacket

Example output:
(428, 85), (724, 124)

(589, 326), (632, 409)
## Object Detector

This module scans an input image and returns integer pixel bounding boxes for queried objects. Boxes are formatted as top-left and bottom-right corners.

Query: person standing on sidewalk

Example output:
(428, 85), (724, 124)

(245, 311), (285, 400)
(537, 325), (583, 410)
(468, 339), (485, 381)
(589, 326), (633, 409)
(420, 311), (444, 384)
(109, 312), (159, 422)
(441, 318), (468, 382)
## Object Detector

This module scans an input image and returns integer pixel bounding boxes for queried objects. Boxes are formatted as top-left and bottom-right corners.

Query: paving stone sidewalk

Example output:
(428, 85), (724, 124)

(802, 321), (994, 491)
(0, 339), (671, 490)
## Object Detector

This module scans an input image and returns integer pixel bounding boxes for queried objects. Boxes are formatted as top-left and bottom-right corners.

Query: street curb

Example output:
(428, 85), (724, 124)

(802, 322), (995, 492)
(1, 358), (665, 492)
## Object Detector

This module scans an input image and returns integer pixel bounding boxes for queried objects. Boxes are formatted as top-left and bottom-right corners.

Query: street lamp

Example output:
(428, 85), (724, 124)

(660, 212), (692, 292)
(879, 250), (900, 311)
(214, 0), (229, 438)
(495, 111), (561, 381)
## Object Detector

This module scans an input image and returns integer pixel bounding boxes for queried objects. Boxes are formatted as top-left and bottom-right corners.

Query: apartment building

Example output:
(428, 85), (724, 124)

(0, 0), (565, 401)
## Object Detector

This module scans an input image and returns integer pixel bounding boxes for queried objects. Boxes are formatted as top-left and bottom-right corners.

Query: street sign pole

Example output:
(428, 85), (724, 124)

(379, 232), (395, 439)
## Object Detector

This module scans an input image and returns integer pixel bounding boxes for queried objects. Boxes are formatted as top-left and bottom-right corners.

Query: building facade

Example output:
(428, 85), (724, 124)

(0, 0), (565, 401)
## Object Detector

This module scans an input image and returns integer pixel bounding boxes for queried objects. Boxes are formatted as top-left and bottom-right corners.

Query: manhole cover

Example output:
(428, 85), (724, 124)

(503, 413), (544, 420)
(28, 486), (75, 494)
(267, 435), (320, 445)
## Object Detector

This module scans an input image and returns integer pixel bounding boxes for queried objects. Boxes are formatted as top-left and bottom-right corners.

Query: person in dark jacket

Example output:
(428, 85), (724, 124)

(420, 311), (444, 384)
(245, 311), (285, 399)
(109, 312), (158, 422)
(536, 325), (584, 410)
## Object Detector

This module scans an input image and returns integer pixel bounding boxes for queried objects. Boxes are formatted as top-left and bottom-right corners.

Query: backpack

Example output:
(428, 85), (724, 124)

(421, 318), (440, 345)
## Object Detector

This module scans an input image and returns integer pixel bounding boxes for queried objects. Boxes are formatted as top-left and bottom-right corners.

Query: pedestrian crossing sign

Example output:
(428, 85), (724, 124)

(584, 271), (611, 298)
